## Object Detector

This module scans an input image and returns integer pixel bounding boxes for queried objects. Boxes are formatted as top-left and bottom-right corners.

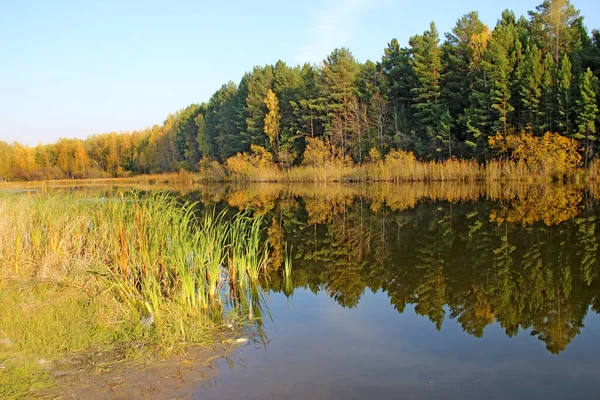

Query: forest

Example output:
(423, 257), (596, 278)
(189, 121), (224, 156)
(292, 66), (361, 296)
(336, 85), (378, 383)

(1, 0), (599, 181)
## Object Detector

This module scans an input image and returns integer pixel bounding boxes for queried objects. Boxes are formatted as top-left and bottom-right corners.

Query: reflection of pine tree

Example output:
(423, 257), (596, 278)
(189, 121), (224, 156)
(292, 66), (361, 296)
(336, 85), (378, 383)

(449, 202), (496, 337)
(575, 216), (598, 285)
(325, 200), (369, 308)
(531, 292), (585, 354)
(489, 221), (519, 337)
(413, 207), (452, 330)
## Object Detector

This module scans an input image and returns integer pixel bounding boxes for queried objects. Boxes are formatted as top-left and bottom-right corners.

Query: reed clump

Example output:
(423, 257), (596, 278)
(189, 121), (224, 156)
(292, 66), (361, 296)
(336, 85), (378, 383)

(0, 191), (277, 397)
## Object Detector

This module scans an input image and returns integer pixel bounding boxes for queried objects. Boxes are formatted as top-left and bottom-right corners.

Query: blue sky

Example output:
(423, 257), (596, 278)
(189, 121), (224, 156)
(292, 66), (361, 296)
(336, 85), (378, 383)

(1, 0), (599, 146)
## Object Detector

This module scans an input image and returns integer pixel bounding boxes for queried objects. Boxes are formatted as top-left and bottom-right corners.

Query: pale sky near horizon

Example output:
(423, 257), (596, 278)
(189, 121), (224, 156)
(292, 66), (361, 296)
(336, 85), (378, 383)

(1, 0), (599, 146)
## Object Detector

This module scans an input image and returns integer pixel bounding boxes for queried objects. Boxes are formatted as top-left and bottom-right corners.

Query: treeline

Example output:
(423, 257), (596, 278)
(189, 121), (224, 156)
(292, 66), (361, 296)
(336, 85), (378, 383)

(2, 0), (600, 181)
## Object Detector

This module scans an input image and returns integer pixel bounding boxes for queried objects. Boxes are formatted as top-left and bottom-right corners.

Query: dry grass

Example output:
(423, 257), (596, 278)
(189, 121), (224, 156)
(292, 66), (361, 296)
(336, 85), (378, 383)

(0, 158), (589, 186)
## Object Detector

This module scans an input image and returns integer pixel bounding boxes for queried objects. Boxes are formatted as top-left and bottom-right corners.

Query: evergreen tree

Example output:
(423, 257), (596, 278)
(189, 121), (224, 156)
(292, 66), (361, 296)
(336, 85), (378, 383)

(195, 110), (212, 160)
(321, 48), (361, 157)
(442, 12), (487, 150)
(484, 24), (517, 136)
(204, 82), (245, 160)
(521, 44), (543, 134)
(464, 26), (492, 155)
(541, 52), (556, 132)
(557, 54), (573, 134)
(173, 104), (202, 168)
(410, 22), (443, 156)
(575, 68), (599, 165)
(245, 66), (274, 148)
(379, 39), (416, 149)
(511, 38), (525, 130)
(290, 63), (327, 145)
(272, 61), (303, 156)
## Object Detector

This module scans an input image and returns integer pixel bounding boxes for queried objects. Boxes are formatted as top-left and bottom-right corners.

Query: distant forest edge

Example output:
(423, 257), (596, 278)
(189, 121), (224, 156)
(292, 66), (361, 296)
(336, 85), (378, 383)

(2, 0), (600, 182)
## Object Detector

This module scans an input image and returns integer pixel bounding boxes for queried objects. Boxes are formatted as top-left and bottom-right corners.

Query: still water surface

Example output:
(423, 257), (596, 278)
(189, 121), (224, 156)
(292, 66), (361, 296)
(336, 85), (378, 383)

(60, 183), (600, 398)
(180, 183), (600, 399)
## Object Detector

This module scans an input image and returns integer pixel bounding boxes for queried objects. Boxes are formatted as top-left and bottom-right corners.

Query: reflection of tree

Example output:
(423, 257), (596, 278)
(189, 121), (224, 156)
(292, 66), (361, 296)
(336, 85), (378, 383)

(575, 215), (598, 285)
(413, 212), (451, 330)
(530, 290), (586, 354)
(267, 214), (285, 271)
(490, 186), (582, 226)
(488, 229), (518, 337)
(188, 183), (600, 355)
(327, 261), (366, 308)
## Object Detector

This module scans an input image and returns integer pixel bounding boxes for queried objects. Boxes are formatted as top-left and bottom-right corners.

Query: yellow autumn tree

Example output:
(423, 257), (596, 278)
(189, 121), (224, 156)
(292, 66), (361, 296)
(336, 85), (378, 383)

(264, 88), (281, 155)
(73, 140), (90, 177)
(468, 25), (491, 70)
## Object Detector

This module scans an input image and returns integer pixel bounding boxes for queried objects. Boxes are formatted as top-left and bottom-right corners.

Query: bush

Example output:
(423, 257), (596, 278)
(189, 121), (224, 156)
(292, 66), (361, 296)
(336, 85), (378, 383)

(489, 131), (581, 177)
(225, 145), (281, 182)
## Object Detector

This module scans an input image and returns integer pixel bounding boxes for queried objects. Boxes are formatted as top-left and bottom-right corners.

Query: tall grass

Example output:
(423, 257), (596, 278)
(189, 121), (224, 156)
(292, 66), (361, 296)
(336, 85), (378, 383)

(0, 157), (588, 186)
(0, 191), (279, 397)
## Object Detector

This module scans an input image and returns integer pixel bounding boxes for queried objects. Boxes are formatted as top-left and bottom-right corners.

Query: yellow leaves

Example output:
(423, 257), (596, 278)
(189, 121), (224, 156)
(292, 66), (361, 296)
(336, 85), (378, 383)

(384, 149), (417, 164)
(469, 25), (491, 70)
(249, 144), (273, 164)
(225, 145), (280, 181)
(490, 186), (582, 227)
(302, 137), (332, 167)
(267, 216), (284, 271)
(489, 131), (581, 175)
(263, 89), (281, 153)
(367, 147), (382, 162)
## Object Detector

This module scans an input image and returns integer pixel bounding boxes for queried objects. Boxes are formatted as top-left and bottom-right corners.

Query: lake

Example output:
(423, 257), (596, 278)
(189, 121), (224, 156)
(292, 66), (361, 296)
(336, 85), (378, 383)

(12, 182), (600, 399)
(168, 182), (600, 399)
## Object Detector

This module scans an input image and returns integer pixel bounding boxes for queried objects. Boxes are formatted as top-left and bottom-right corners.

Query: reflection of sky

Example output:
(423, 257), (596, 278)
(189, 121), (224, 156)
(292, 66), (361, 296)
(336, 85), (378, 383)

(194, 289), (600, 400)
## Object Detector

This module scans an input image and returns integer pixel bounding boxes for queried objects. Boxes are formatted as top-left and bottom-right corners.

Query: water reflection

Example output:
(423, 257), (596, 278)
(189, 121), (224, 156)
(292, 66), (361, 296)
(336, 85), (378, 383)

(179, 183), (600, 355)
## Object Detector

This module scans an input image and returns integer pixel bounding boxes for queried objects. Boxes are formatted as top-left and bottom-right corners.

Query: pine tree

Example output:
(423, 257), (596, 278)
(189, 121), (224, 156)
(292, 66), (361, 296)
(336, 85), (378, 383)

(173, 104), (202, 169)
(290, 63), (327, 144)
(438, 110), (454, 157)
(442, 12), (487, 149)
(379, 39), (416, 149)
(557, 54), (573, 134)
(521, 44), (543, 134)
(321, 48), (361, 157)
(204, 82), (244, 160)
(195, 112), (212, 159)
(575, 68), (599, 165)
(540, 52), (556, 132)
(272, 61), (302, 155)
(484, 24), (517, 136)
(245, 66), (274, 148)
(464, 26), (492, 156)
(510, 38), (525, 130)
(410, 22), (443, 155)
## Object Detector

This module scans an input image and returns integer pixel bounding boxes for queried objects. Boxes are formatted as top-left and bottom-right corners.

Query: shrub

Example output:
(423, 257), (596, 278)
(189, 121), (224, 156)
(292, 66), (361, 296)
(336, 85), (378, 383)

(489, 131), (581, 177)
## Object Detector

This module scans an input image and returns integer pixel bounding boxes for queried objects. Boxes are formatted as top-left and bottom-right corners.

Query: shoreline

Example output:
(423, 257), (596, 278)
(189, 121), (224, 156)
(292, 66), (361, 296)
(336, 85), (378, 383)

(45, 335), (248, 399)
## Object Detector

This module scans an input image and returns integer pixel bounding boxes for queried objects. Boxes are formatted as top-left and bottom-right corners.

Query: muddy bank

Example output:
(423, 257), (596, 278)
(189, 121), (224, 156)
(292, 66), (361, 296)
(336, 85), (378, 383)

(45, 340), (247, 399)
